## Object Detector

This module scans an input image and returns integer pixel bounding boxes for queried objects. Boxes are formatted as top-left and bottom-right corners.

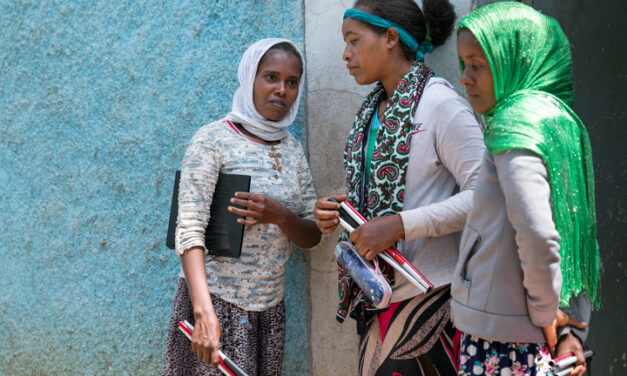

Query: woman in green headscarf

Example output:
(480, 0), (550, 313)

(450, 2), (599, 375)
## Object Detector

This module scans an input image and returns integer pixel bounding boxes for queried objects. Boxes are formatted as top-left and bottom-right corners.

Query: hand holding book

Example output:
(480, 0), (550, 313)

(349, 214), (405, 261)
(228, 190), (321, 249)
(166, 171), (251, 258)
(227, 192), (290, 227)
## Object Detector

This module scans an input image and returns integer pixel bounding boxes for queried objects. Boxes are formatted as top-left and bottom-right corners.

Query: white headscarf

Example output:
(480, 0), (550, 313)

(225, 38), (305, 141)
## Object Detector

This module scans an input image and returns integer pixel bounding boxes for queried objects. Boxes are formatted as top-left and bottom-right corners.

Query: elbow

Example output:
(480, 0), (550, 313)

(300, 230), (322, 249)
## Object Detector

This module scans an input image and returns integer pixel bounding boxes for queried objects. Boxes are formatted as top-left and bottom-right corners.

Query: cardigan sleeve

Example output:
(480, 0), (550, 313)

(495, 149), (562, 327)
(399, 91), (484, 240)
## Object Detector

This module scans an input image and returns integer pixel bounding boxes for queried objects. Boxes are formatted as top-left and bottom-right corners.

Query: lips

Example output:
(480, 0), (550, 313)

(269, 99), (286, 108)
(346, 64), (358, 74)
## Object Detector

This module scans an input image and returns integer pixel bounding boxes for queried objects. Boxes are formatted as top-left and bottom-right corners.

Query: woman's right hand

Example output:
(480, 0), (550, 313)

(313, 194), (347, 234)
(179, 246), (221, 367)
(191, 309), (222, 368)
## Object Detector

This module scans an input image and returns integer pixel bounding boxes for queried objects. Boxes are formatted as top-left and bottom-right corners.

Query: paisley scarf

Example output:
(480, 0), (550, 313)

(337, 62), (434, 329)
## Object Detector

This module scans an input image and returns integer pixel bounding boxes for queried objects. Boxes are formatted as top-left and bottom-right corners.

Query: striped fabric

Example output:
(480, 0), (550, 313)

(358, 285), (461, 376)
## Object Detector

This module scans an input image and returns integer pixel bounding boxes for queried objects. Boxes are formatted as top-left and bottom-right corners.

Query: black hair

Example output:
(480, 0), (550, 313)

(259, 42), (304, 77)
(353, 0), (456, 61)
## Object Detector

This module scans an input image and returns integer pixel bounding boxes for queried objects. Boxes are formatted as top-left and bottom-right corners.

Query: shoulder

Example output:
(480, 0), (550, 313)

(493, 91), (569, 125)
(414, 77), (478, 134)
(417, 77), (472, 116)
(415, 77), (474, 124)
(193, 119), (236, 138)
(190, 120), (243, 147)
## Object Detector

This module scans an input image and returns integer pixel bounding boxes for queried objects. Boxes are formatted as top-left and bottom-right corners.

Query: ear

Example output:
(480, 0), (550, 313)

(384, 28), (401, 50)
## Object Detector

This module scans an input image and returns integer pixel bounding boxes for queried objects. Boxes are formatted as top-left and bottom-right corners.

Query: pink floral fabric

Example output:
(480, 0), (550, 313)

(458, 333), (553, 376)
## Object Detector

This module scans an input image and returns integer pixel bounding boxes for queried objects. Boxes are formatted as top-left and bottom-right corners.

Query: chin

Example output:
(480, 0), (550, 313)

(259, 106), (289, 122)
(263, 111), (288, 122)
(474, 104), (496, 115)
(265, 115), (283, 122)
(468, 99), (487, 114)
(353, 75), (375, 86)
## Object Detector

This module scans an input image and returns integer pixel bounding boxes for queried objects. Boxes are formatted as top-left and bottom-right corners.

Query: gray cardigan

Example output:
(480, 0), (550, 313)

(392, 77), (485, 302)
(451, 149), (563, 343)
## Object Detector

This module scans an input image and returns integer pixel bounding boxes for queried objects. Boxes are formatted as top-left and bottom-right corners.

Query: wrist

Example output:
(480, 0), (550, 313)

(193, 304), (215, 319)
(276, 205), (293, 228)
(394, 214), (405, 241)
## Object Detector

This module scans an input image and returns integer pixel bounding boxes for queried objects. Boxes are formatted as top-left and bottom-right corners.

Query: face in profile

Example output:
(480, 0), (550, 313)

(341, 17), (388, 85)
(457, 29), (496, 114)
(253, 50), (302, 121)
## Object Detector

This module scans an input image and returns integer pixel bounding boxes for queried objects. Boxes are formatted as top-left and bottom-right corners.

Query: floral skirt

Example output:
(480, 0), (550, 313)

(458, 333), (552, 376)
(162, 278), (286, 376)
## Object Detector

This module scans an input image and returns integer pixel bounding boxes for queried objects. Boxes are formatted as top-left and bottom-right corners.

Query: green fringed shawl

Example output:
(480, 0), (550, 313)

(458, 2), (600, 307)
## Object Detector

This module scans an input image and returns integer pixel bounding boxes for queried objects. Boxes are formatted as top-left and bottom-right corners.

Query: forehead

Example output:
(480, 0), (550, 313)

(457, 29), (485, 56)
(341, 17), (373, 37)
(257, 50), (301, 76)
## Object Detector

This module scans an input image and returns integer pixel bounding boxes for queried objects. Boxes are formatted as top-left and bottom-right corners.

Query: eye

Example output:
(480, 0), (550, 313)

(265, 74), (278, 82)
(350, 38), (358, 46)
(287, 79), (299, 88)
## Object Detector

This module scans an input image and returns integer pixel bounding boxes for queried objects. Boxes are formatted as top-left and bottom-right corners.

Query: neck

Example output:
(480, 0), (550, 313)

(234, 122), (280, 146)
(379, 58), (413, 99)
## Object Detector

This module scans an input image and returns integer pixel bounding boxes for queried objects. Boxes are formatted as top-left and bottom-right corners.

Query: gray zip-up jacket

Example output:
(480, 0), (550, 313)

(451, 149), (562, 343)
(392, 78), (485, 303)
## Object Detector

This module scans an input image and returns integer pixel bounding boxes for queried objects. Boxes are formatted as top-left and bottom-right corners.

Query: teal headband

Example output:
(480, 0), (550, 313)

(343, 8), (434, 61)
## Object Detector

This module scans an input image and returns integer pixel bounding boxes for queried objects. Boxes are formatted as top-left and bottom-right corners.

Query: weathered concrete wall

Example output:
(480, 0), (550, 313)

(0, 1), (308, 375)
(304, 1), (473, 374)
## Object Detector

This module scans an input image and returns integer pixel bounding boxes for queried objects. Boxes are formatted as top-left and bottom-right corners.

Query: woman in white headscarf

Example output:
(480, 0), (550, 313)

(162, 38), (321, 376)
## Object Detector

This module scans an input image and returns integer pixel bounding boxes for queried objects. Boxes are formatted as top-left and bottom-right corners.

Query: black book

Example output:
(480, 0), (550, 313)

(166, 170), (251, 258)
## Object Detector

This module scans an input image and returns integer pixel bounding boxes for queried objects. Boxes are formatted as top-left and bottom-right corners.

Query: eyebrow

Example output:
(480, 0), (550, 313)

(459, 53), (487, 60)
(261, 70), (300, 80)
(343, 30), (356, 40)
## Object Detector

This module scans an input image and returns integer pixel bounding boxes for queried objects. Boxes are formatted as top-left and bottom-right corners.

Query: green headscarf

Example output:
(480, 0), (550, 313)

(458, 2), (600, 307)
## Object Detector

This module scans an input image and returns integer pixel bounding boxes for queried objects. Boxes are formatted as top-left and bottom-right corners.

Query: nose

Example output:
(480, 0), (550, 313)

(459, 66), (472, 86)
(274, 80), (287, 96)
(342, 45), (351, 62)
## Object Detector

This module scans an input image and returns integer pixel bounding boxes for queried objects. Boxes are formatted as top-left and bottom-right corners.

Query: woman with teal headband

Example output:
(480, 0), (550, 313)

(451, 2), (599, 375)
(314, 0), (485, 374)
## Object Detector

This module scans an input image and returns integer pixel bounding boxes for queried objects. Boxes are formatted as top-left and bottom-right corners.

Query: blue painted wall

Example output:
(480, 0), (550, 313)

(0, 1), (308, 374)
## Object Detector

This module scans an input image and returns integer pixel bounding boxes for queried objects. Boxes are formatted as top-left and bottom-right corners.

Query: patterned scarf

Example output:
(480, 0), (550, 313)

(337, 62), (434, 330)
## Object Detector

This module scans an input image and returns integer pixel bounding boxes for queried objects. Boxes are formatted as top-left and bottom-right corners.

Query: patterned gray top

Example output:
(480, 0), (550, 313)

(175, 120), (316, 311)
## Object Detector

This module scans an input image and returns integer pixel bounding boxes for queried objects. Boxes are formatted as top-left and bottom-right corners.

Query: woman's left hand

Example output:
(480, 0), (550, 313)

(350, 214), (404, 260)
(228, 191), (287, 226)
(555, 332), (587, 376)
(541, 310), (587, 356)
